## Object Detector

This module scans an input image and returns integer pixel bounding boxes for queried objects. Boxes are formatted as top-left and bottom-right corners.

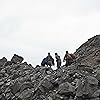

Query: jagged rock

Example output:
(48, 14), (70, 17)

(4, 61), (12, 66)
(18, 89), (34, 100)
(40, 75), (54, 91)
(87, 76), (98, 85)
(10, 80), (21, 94)
(20, 82), (34, 92)
(0, 35), (100, 99)
(11, 73), (20, 80)
(11, 54), (24, 64)
(0, 57), (7, 67)
(57, 82), (75, 95)
(92, 89), (100, 98)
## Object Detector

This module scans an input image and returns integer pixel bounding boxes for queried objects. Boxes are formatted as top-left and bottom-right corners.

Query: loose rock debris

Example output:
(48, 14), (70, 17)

(0, 35), (100, 100)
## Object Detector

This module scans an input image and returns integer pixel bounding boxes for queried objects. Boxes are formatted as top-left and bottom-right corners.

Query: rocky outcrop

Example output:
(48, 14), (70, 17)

(75, 35), (100, 67)
(0, 35), (100, 100)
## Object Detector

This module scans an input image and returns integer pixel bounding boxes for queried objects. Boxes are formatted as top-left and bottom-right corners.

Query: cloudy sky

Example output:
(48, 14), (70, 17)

(0, 0), (100, 66)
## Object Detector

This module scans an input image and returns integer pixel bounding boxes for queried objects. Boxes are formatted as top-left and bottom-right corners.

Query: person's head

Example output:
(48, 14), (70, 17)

(55, 53), (58, 55)
(55, 53), (58, 57)
(48, 52), (50, 56)
(66, 51), (68, 54)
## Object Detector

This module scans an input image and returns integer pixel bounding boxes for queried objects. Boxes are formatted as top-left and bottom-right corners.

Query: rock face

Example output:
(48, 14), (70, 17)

(75, 35), (100, 67)
(0, 35), (100, 100)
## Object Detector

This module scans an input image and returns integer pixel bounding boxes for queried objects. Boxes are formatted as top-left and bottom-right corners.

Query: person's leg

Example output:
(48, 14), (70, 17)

(60, 61), (61, 67)
(57, 62), (59, 69)
(48, 61), (52, 67)
(57, 62), (61, 69)
(66, 59), (68, 66)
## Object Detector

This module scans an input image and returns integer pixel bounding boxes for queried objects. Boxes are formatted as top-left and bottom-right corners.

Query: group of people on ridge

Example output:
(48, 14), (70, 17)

(41, 51), (75, 69)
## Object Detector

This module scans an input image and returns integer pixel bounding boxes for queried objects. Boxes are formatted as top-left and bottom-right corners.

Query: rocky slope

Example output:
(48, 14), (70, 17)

(0, 35), (100, 100)
(75, 35), (100, 67)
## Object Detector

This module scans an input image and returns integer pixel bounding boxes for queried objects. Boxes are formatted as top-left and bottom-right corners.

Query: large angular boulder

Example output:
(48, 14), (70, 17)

(57, 82), (75, 95)
(10, 80), (21, 94)
(76, 76), (98, 99)
(0, 57), (7, 67)
(11, 54), (24, 64)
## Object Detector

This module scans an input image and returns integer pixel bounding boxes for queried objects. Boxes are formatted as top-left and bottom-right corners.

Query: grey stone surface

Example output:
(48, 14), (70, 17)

(0, 35), (100, 99)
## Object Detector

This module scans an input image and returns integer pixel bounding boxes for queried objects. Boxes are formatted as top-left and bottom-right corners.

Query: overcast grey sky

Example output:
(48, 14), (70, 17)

(0, 0), (100, 66)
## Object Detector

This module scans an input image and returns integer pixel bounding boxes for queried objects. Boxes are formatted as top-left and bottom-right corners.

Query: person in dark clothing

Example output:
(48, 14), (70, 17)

(41, 58), (47, 66)
(55, 53), (61, 69)
(63, 51), (75, 66)
(46, 53), (54, 67)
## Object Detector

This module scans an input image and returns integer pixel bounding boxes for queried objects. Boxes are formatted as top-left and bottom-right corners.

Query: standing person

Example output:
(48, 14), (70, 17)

(46, 53), (54, 67)
(55, 53), (61, 69)
(63, 51), (75, 66)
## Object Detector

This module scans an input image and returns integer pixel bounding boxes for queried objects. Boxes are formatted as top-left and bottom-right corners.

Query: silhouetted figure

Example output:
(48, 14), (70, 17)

(55, 53), (61, 69)
(46, 53), (54, 67)
(41, 58), (47, 66)
(63, 51), (75, 66)
(41, 53), (54, 67)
